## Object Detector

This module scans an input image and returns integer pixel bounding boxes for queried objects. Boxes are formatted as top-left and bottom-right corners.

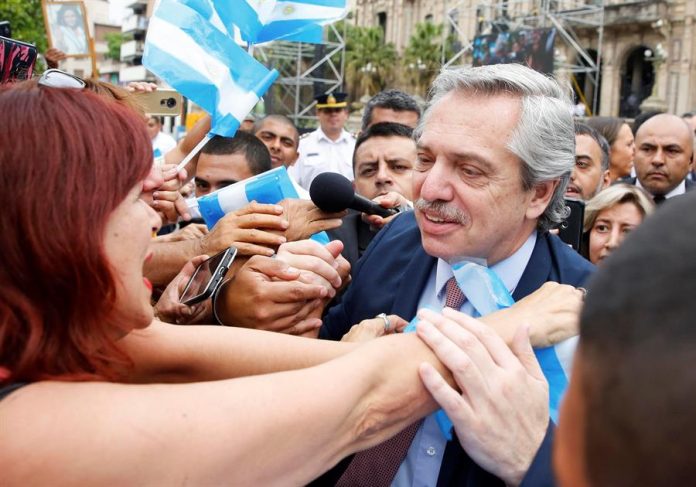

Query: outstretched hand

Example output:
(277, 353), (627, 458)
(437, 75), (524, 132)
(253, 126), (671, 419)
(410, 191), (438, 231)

(416, 308), (549, 486)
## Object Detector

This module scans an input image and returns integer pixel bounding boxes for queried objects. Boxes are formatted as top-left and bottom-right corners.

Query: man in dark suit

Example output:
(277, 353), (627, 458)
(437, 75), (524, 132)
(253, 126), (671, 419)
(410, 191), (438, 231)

(328, 122), (416, 271)
(629, 113), (694, 203)
(316, 63), (594, 486)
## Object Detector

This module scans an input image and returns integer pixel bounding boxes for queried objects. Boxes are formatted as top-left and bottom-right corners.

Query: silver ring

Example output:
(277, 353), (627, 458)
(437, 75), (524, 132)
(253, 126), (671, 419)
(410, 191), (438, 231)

(577, 287), (587, 297)
(377, 312), (391, 332)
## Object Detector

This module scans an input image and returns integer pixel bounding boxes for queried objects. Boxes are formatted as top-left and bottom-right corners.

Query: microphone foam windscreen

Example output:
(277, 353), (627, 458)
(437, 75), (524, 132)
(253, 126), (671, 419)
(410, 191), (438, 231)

(309, 172), (355, 212)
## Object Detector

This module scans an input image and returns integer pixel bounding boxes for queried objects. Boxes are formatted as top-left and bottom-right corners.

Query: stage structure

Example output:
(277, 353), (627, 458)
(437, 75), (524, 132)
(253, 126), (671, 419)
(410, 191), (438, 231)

(254, 22), (347, 127)
(441, 0), (605, 115)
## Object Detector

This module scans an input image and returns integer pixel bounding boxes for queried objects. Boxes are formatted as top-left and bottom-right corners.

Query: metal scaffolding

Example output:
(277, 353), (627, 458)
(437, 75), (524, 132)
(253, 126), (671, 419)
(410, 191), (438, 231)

(254, 22), (347, 127)
(441, 0), (605, 115)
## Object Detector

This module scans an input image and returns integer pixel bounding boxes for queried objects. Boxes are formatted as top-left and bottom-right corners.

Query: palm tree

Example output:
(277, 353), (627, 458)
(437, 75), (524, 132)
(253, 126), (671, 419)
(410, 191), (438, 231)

(345, 25), (397, 98)
(403, 22), (455, 95)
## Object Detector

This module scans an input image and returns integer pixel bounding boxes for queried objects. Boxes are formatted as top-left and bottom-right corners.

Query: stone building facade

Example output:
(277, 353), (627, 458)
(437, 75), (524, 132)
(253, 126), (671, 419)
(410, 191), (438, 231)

(352, 0), (696, 117)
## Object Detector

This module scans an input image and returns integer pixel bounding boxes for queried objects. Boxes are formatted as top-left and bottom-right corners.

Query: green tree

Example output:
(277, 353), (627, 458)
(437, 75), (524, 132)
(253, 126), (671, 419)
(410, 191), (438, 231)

(0, 0), (48, 53)
(403, 22), (455, 95)
(344, 25), (397, 98)
(105, 32), (127, 62)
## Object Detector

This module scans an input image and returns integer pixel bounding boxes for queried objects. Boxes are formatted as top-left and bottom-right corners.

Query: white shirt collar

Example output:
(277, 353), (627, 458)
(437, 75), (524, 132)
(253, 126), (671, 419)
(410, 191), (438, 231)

(317, 127), (350, 144)
(636, 178), (686, 199)
(434, 231), (538, 299)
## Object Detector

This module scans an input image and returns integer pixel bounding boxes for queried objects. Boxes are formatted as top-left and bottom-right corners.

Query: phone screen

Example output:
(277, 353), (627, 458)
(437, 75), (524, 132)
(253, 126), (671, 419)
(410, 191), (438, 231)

(558, 198), (585, 253)
(0, 36), (37, 84)
(180, 248), (233, 304)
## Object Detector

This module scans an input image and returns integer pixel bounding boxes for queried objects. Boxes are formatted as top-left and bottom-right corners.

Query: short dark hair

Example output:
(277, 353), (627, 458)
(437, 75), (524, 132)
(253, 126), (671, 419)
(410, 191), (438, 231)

(575, 122), (610, 172)
(361, 89), (421, 131)
(201, 132), (271, 175)
(682, 112), (695, 119)
(352, 122), (414, 170)
(579, 191), (696, 486)
(253, 114), (299, 147)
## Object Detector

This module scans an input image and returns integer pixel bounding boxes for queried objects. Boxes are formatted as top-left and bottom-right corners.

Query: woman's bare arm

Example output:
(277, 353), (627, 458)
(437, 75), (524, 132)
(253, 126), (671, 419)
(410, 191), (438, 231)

(0, 333), (447, 486)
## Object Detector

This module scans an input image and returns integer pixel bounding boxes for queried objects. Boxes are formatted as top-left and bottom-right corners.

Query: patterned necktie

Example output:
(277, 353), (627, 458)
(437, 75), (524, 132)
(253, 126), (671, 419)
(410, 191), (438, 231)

(445, 276), (466, 309)
(336, 277), (468, 486)
(335, 420), (423, 487)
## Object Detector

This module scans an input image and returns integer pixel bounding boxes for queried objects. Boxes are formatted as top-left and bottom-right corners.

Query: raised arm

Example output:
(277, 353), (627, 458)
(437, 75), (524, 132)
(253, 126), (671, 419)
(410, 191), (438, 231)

(0, 333), (448, 486)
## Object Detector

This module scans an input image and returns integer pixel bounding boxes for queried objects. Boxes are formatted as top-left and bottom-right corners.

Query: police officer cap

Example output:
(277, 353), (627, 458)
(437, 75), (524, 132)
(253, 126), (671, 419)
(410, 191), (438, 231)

(315, 92), (348, 109)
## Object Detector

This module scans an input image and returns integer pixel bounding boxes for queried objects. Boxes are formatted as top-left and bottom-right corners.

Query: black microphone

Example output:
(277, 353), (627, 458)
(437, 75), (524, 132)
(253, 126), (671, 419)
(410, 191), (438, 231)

(309, 172), (398, 218)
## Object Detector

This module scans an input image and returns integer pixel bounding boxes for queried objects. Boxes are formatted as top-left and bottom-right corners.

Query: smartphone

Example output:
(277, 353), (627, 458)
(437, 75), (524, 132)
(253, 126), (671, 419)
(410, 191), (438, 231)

(558, 198), (585, 253)
(134, 89), (183, 116)
(0, 36), (37, 84)
(0, 22), (11, 39)
(180, 246), (237, 306)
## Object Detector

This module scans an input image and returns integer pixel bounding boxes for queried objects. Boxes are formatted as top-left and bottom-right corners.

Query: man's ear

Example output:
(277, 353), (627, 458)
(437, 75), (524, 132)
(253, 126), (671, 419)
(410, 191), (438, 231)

(601, 170), (610, 190)
(287, 151), (300, 167)
(526, 179), (558, 221)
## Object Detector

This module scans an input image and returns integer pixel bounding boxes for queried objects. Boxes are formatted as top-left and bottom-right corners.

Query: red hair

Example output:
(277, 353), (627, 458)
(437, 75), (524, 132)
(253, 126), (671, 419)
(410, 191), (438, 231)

(0, 81), (152, 382)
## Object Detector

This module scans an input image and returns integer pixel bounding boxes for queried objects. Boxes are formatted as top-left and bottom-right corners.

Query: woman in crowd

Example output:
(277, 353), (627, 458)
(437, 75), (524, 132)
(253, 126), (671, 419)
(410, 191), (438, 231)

(0, 72), (583, 485)
(0, 78), (458, 485)
(586, 116), (635, 182)
(583, 184), (654, 265)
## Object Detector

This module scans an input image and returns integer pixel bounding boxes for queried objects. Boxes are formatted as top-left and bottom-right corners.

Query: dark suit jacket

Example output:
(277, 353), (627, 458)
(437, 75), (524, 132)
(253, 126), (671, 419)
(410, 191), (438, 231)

(316, 211), (594, 487)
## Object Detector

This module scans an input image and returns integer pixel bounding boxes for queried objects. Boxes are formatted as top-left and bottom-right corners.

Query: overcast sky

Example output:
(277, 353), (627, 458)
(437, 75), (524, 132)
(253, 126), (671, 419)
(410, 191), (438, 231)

(108, 0), (128, 24)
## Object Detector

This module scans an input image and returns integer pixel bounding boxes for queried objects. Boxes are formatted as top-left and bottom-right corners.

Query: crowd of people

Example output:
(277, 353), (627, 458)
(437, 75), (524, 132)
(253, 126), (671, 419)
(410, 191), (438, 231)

(1, 56), (696, 487)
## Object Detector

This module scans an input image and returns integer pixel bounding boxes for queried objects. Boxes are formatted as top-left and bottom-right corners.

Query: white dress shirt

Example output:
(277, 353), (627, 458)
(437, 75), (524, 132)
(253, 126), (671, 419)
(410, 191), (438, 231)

(636, 178), (686, 199)
(289, 127), (356, 190)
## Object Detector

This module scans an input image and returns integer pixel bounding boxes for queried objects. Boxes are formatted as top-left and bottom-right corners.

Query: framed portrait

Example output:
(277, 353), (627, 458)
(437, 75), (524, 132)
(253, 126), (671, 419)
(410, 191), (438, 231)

(42, 1), (91, 58)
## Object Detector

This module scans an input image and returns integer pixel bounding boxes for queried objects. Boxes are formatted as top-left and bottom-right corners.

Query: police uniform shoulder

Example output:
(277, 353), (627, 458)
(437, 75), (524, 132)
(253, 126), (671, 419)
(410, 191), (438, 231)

(299, 132), (312, 140)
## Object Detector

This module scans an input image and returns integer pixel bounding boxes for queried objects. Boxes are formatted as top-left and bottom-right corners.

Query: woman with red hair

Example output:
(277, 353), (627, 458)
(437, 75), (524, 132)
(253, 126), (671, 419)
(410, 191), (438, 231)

(0, 79), (451, 485)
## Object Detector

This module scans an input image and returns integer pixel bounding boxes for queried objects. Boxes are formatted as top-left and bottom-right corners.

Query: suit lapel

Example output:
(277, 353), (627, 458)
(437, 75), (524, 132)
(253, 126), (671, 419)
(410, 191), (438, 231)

(512, 232), (552, 301)
(391, 247), (436, 321)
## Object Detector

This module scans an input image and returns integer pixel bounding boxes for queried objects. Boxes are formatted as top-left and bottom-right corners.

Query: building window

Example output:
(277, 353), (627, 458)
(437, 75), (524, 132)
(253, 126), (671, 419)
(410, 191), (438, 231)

(425, 14), (434, 23)
(377, 11), (387, 35)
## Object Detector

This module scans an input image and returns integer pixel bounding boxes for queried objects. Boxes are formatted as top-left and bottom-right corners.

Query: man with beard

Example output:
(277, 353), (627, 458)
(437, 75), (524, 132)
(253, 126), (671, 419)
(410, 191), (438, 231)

(565, 123), (610, 201)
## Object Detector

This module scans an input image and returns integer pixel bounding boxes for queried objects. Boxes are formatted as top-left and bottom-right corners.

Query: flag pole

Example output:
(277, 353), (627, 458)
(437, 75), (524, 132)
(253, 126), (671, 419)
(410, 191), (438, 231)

(175, 133), (212, 173)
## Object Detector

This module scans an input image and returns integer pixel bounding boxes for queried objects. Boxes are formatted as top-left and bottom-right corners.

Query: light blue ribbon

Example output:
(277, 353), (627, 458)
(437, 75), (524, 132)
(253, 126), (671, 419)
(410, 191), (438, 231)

(406, 262), (569, 440)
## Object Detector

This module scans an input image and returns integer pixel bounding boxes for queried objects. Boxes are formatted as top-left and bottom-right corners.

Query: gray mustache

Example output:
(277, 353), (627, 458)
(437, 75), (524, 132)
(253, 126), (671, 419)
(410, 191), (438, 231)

(414, 199), (468, 224)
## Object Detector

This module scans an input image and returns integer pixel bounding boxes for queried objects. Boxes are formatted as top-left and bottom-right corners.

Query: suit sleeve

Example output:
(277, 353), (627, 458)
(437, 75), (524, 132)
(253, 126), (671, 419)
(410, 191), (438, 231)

(520, 422), (557, 487)
(318, 213), (401, 341)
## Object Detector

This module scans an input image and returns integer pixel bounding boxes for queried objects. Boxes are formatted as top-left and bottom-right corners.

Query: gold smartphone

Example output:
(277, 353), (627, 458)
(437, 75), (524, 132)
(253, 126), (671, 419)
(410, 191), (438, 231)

(135, 90), (183, 116)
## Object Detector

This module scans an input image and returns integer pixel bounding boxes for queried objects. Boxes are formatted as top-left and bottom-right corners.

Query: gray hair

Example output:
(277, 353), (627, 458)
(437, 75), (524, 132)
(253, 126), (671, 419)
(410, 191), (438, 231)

(362, 89), (421, 131)
(414, 64), (575, 231)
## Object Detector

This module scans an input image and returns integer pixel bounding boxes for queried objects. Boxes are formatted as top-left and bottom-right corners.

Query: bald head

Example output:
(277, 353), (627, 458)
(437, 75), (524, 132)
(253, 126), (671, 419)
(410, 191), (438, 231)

(634, 114), (693, 196)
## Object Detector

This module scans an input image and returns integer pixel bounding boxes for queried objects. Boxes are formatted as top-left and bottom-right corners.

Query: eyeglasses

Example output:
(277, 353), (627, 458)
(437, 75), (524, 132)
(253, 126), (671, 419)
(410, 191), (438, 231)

(38, 69), (86, 89)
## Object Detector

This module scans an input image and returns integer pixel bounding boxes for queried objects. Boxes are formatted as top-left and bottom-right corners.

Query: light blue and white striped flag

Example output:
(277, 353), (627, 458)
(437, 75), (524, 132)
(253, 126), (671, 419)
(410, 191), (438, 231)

(143, 0), (278, 136)
(213, 0), (347, 45)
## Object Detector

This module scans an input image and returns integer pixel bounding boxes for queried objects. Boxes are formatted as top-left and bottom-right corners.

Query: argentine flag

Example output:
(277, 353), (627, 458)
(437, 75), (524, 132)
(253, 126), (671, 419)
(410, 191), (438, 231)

(213, 0), (347, 45)
(196, 167), (298, 229)
(143, 0), (278, 136)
